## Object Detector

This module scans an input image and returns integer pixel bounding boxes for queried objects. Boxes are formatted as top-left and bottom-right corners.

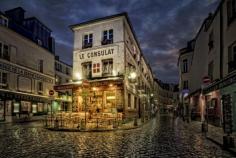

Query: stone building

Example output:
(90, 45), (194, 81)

(63, 12), (155, 119)
(0, 7), (55, 122)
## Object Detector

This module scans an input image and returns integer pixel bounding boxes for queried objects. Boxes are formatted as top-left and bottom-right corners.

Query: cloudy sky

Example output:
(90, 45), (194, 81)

(0, 0), (220, 83)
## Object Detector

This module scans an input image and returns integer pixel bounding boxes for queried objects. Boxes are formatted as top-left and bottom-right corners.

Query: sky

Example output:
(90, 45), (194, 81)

(0, 0), (220, 83)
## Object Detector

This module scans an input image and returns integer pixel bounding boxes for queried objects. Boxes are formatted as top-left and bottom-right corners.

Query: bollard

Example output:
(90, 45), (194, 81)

(54, 118), (59, 129)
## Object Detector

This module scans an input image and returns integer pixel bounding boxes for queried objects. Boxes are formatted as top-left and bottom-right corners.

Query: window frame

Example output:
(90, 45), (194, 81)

(102, 59), (113, 76)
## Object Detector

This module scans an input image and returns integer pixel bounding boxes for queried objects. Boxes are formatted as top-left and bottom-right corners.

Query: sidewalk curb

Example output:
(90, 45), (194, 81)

(206, 136), (236, 155)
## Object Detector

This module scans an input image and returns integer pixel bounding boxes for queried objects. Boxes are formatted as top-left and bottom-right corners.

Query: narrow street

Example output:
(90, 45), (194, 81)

(0, 114), (234, 158)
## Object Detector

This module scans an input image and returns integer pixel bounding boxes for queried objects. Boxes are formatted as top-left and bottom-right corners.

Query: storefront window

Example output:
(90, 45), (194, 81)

(32, 104), (37, 113)
(0, 101), (4, 120)
(21, 101), (31, 112)
(38, 103), (44, 112)
(13, 102), (20, 113)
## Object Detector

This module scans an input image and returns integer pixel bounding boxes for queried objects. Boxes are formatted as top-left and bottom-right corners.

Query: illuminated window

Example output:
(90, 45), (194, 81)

(93, 63), (100, 73)
(13, 102), (20, 113)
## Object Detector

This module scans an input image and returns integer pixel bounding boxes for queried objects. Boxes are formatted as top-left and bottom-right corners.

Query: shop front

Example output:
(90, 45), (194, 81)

(72, 79), (124, 119)
(0, 90), (50, 122)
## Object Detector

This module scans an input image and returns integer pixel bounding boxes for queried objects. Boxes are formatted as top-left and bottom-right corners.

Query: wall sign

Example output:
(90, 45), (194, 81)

(78, 46), (117, 60)
(0, 61), (54, 83)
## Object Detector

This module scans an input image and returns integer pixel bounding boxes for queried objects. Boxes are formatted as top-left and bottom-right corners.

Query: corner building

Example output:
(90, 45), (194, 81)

(70, 13), (154, 119)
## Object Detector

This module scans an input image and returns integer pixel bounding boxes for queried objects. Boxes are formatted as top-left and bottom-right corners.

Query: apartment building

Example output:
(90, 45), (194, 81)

(0, 7), (55, 122)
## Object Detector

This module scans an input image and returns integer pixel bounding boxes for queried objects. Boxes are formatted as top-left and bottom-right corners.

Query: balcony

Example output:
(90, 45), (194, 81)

(228, 60), (236, 73)
(82, 42), (92, 49)
(101, 39), (113, 45)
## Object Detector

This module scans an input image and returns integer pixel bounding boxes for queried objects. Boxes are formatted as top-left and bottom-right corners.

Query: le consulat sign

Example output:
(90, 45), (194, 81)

(78, 46), (117, 60)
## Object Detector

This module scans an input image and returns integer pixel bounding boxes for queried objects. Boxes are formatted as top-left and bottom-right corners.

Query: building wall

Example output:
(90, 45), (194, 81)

(0, 25), (54, 95)
(72, 17), (125, 80)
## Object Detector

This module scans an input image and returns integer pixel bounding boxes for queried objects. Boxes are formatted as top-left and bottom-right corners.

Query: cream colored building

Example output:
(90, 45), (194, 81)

(0, 9), (55, 122)
(68, 13), (154, 119)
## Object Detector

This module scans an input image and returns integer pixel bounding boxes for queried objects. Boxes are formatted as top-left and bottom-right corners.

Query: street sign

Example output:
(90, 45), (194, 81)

(49, 90), (54, 96)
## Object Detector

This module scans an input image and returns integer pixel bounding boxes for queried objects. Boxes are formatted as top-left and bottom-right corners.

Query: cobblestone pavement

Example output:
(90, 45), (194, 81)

(0, 115), (235, 158)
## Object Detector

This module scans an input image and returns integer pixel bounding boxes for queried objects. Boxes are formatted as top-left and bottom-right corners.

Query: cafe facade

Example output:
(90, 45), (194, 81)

(64, 13), (155, 119)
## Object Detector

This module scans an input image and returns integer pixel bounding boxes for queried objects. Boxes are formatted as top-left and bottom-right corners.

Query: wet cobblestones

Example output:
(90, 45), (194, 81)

(0, 115), (235, 158)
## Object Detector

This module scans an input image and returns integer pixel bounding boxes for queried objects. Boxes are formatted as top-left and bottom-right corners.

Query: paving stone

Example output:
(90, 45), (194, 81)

(0, 115), (235, 157)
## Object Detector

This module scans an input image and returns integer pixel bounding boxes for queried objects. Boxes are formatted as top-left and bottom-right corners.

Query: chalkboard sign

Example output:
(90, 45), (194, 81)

(222, 94), (233, 134)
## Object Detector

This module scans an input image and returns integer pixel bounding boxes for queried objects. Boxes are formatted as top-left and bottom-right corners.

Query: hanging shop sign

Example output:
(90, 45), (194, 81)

(78, 46), (117, 60)
(222, 94), (233, 134)
(0, 61), (54, 83)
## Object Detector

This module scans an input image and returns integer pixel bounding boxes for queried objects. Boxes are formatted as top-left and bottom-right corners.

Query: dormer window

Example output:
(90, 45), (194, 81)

(102, 29), (113, 45)
(0, 15), (8, 27)
(83, 33), (93, 49)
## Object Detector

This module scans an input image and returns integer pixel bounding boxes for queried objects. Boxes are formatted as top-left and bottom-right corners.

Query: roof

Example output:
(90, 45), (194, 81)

(5, 7), (25, 13)
(24, 17), (52, 32)
(69, 12), (127, 29)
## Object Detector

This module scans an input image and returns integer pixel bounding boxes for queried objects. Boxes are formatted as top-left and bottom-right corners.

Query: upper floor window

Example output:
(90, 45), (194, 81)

(102, 59), (113, 76)
(0, 16), (8, 27)
(83, 33), (93, 49)
(0, 43), (10, 61)
(208, 30), (214, 51)
(37, 81), (43, 94)
(182, 59), (188, 73)
(38, 60), (43, 73)
(0, 72), (7, 88)
(55, 62), (62, 72)
(228, 43), (236, 73)
(183, 80), (188, 90)
(208, 61), (214, 80)
(102, 29), (113, 45)
(227, 0), (236, 25)
(82, 62), (92, 79)
(66, 67), (70, 75)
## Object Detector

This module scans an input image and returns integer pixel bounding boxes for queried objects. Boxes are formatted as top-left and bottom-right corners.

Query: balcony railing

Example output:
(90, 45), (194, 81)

(101, 39), (113, 45)
(82, 42), (92, 49)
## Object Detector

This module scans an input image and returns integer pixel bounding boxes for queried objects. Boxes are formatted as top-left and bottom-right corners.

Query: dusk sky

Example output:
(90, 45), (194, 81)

(0, 0), (220, 83)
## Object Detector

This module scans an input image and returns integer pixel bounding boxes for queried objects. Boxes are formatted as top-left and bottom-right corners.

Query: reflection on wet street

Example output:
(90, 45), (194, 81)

(0, 115), (234, 158)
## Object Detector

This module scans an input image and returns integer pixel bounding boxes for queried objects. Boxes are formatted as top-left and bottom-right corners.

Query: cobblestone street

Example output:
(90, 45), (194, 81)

(0, 114), (235, 158)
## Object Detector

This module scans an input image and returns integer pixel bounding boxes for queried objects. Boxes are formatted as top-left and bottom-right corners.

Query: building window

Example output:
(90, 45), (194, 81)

(0, 43), (10, 61)
(182, 59), (188, 73)
(82, 62), (92, 79)
(37, 81), (43, 94)
(83, 33), (93, 49)
(66, 67), (70, 75)
(102, 29), (113, 45)
(102, 59), (113, 76)
(0, 16), (8, 27)
(93, 63), (100, 73)
(208, 30), (214, 51)
(208, 61), (214, 80)
(55, 75), (61, 85)
(38, 60), (43, 73)
(0, 72), (7, 88)
(128, 93), (131, 108)
(55, 62), (62, 72)
(227, 0), (236, 24)
(183, 80), (188, 90)
(228, 43), (236, 73)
